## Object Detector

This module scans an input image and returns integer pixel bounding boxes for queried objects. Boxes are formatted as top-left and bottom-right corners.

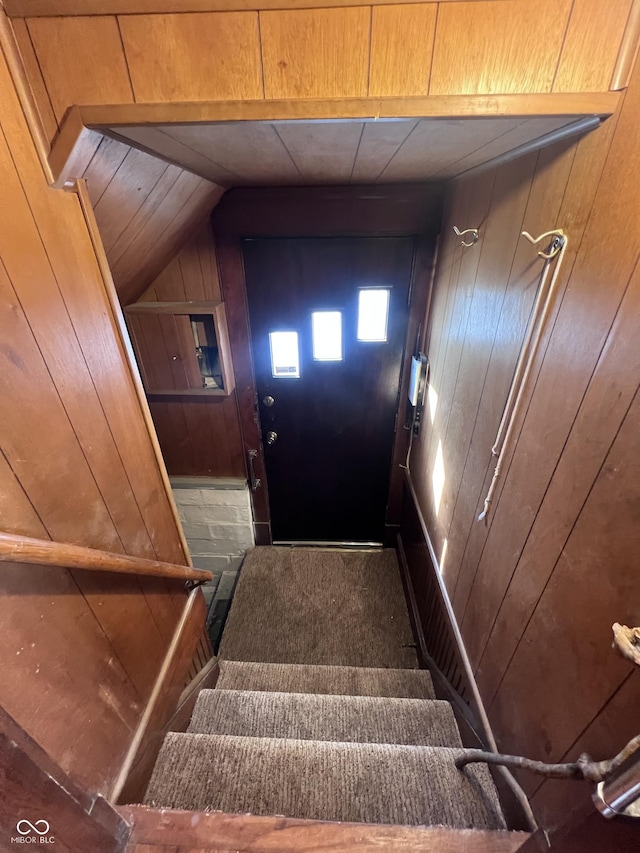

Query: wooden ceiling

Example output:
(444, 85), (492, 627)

(110, 115), (595, 187)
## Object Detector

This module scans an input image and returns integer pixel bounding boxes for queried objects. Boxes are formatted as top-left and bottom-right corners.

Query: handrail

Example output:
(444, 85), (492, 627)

(0, 532), (212, 583)
(478, 229), (568, 522)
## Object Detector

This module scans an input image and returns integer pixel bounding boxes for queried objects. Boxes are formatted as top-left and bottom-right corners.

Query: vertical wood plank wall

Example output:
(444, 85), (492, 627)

(409, 58), (640, 827)
(0, 45), (190, 795)
(135, 224), (246, 478)
(11, 0), (634, 147)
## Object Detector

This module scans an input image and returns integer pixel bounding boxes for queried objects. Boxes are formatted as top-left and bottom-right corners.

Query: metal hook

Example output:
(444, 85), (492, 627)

(453, 226), (479, 247)
(521, 229), (566, 259)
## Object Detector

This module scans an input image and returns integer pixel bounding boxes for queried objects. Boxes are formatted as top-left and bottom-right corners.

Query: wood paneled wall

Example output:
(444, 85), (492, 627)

(135, 223), (245, 478)
(82, 134), (223, 306)
(0, 43), (190, 795)
(410, 58), (640, 827)
(11, 0), (635, 146)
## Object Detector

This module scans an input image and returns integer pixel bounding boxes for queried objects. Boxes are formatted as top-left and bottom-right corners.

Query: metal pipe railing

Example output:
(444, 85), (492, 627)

(479, 229), (568, 522)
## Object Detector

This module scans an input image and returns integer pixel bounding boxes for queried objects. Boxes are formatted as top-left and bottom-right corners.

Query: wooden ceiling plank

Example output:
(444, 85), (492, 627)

(161, 122), (302, 184)
(275, 121), (365, 183)
(83, 135), (132, 207)
(93, 146), (169, 253)
(105, 164), (185, 270)
(438, 117), (581, 177)
(113, 125), (240, 183)
(88, 115), (603, 187)
(109, 172), (223, 303)
(350, 120), (418, 183)
(378, 117), (526, 182)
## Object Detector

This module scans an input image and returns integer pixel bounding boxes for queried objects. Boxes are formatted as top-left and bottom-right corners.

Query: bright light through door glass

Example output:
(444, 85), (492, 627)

(312, 311), (342, 361)
(269, 331), (300, 378)
(357, 288), (390, 341)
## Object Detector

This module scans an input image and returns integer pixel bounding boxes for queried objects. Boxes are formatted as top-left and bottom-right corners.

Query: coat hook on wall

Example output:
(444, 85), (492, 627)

(521, 228), (566, 259)
(453, 226), (479, 247)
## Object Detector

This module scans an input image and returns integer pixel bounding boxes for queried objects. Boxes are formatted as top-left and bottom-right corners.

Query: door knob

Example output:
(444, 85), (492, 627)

(263, 395), (275, 407)
(266, 430), (278, 445)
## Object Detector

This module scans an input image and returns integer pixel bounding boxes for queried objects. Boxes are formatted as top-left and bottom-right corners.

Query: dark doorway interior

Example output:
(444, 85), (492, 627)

(213, 185), (442, 545)
(243, 236), (414, 543)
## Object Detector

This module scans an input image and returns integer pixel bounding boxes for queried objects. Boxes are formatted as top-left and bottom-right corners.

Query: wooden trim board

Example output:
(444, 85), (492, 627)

(401, 472), (499, 751)
(50, 107), (103, 188)
(119, 804), (531, 852)
(116, 659), (219, 805)
(397, 474), (538, 832)
(0, 6), (53, 181)
(109, 588), (208, 803)
(75, 179), (195, 567)
(4, 0), (536, 17)
(81, 93), (621, 126)
(611, 0), (640, 89)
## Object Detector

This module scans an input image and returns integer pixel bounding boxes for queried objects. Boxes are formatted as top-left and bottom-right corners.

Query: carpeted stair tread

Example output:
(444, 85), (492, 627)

(218, 547), (418, 668)
(144, 733), (506, 830)
(188, 689), (462, 747)
(217, 660), (435, 699)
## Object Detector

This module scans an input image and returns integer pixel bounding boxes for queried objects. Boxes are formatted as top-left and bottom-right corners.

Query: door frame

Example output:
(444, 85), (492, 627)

(212, 184), (441, 545)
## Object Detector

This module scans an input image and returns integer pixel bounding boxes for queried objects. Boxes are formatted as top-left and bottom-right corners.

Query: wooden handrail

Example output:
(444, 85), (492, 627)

(0, 532), (212, 583)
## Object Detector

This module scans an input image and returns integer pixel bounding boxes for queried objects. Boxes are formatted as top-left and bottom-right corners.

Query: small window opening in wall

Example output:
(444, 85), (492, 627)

(269, 331), (300, 378)
(357, 288), (390, 342)
(190, 314), (222, 389)
(312, 311), (343, 361)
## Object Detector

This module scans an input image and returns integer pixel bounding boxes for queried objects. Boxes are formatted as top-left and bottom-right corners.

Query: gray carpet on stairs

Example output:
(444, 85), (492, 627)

(217, 660), (436, 698)
(189, 689), (462, 747)
(218, 547), (418, 668)
(144, 733), (506, 830)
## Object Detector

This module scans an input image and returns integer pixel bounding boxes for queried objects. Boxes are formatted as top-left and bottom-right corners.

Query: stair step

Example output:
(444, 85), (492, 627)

(217, 660), (435, 699)
(144, 733), (506, 829)
(188, 689), (461, 747)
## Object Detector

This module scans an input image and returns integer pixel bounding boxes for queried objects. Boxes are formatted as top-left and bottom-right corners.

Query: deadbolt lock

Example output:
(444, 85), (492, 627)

(266, 430), (278, 445)
(263, 395), (275, 407)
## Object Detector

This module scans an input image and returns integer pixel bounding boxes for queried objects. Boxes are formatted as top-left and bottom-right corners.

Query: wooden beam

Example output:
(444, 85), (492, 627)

(46, 93), (620, 186)
(79, 93), (621, 128)
(48, 106), (102, 188)
(119, 804), (531, 851)
(0, 531), (212, 582)
(5, 0), (521, 17)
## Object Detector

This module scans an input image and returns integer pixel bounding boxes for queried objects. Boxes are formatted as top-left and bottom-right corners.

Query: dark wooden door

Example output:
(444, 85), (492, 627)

(243, 237), (414, 543)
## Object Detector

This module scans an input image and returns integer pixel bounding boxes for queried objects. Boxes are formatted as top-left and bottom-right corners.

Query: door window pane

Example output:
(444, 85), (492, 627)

(357, 288), (390, 342)
(312, 311), (343, 361)
(269, 331), (300, 378)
